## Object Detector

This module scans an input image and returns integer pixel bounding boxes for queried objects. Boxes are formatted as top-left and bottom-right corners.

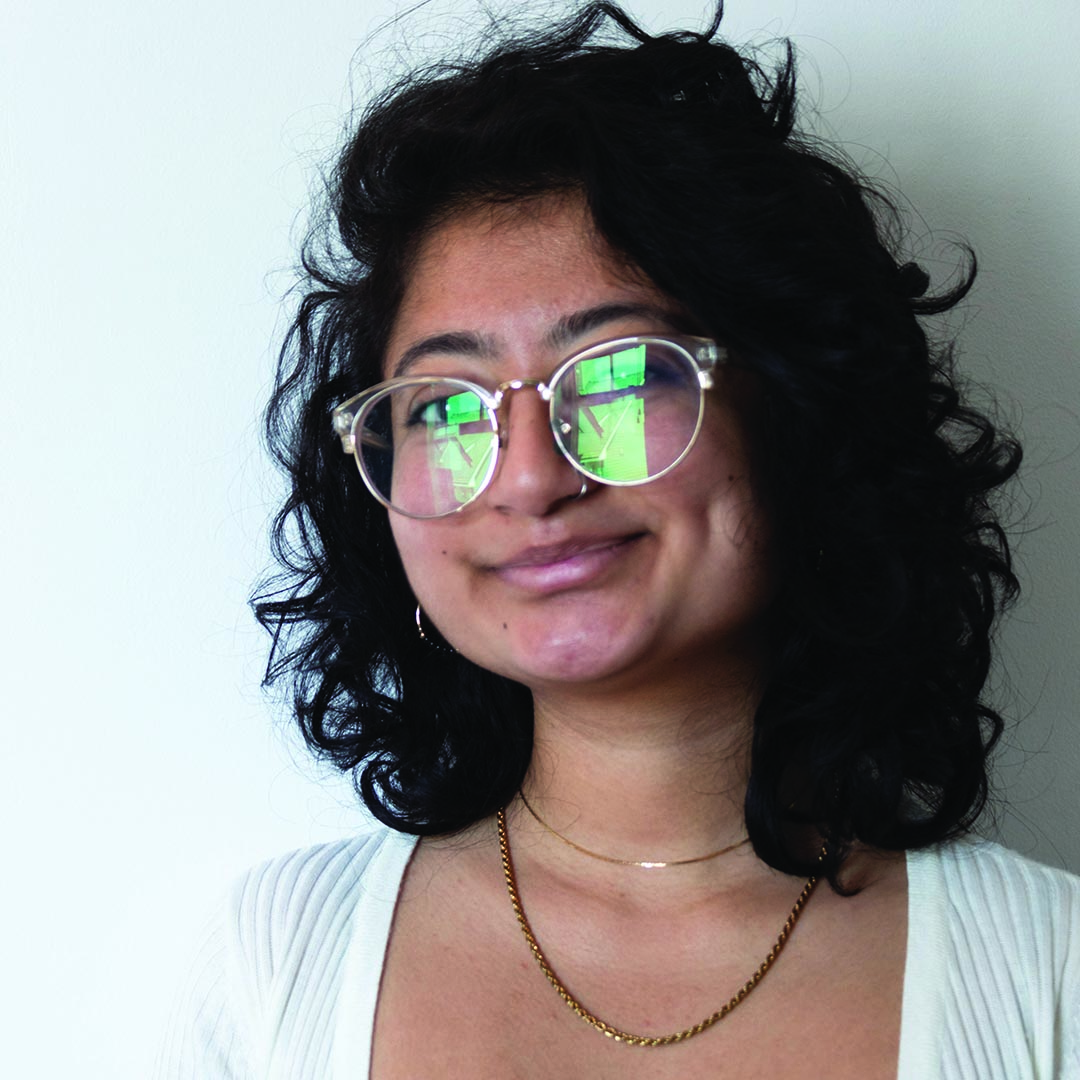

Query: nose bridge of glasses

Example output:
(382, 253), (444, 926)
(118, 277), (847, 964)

(490, 379), (554, 442)
(491, 377), (553, 404)
(484, 375), (586, 510)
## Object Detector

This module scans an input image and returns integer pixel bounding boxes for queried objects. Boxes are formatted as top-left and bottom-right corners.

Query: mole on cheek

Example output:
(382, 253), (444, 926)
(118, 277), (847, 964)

(502, 623), (508, 630)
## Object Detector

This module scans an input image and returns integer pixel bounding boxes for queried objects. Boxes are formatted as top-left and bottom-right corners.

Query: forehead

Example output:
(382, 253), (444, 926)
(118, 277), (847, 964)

(384, 195), (677, 375)
(409, 194), (619, 289)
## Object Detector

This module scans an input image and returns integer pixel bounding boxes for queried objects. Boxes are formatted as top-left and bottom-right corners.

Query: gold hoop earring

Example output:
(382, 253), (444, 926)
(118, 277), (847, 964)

(415, 604), (455, 653)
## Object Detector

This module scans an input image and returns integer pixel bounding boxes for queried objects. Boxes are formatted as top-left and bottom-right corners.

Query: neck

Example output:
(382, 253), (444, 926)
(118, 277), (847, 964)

(521, 672), (755, 867)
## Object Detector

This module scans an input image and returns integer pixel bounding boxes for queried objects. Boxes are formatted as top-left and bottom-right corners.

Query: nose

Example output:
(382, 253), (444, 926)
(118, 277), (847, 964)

(485, 385), (585, 515)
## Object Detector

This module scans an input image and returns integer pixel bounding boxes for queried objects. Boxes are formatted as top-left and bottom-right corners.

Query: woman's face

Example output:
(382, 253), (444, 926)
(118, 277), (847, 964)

(385, 196), (772, 697)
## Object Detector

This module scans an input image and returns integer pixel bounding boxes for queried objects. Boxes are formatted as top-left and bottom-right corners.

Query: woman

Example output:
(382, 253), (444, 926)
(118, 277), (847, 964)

(159, 4), (1079, 1077)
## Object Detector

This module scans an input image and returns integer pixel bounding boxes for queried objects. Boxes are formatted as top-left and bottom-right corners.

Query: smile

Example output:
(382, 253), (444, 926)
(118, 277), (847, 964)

(489, 535), (643, 593)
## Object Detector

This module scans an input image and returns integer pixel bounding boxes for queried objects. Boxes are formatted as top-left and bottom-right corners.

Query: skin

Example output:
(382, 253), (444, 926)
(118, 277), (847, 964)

(387, 197), (773, 718)
(371, 195), (907, 1079)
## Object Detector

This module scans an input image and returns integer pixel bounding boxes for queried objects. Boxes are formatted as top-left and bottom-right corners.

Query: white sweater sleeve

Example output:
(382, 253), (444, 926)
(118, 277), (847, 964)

(906, 839), (1080, 1080)
(153, 828), (414, 1080)
(153, 906), (254, 1079)
(946, 841), (1080, 1079)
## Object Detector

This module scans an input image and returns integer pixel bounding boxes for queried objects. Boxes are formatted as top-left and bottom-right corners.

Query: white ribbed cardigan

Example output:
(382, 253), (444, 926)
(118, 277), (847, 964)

(156, 830), (1080, 1079)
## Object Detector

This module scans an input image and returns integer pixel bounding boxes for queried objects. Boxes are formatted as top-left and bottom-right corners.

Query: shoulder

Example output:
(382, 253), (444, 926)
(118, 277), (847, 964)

(903, 838), (1080, 1079)
(226, 823), (419, 980)
(919, 836), (1080, 932)
(909, 836), (1080, 978)
(155, 824), (418, 1078)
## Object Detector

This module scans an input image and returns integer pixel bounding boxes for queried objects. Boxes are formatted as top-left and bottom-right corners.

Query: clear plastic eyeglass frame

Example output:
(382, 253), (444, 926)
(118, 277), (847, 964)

(331, 334), (725, 519)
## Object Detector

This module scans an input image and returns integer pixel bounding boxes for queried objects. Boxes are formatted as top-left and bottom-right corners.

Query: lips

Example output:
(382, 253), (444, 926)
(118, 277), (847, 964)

(488, 534), (643, 593)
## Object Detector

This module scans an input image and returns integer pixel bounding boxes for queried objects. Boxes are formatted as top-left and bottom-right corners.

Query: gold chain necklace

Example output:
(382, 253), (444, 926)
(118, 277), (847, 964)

(519, 790), (750, 868)
(497, 807), (824, 1047)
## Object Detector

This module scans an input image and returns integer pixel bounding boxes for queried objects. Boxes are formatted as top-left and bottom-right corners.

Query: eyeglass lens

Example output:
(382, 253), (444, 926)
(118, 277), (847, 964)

(356, 340), (703, 517)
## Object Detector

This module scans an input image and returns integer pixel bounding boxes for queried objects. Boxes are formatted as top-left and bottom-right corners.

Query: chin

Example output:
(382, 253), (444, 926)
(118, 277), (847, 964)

(470, 611), (653, 688)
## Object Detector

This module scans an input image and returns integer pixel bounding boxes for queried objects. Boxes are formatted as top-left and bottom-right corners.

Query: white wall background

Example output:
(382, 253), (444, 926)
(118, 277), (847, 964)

(3, 1), (1077, 1075)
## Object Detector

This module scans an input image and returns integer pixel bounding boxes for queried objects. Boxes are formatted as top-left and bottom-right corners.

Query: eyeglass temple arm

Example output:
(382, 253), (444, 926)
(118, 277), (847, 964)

(331, 409), (356, 454)
(693, 340), (722, 390)
(332, 410), (393, 455)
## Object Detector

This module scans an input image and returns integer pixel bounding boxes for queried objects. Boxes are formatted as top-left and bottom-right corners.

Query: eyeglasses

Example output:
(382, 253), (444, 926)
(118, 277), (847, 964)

(331, 334), (725, 519)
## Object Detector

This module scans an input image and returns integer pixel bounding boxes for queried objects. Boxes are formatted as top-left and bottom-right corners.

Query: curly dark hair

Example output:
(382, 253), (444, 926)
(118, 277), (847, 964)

(255, 1), (1021, 883)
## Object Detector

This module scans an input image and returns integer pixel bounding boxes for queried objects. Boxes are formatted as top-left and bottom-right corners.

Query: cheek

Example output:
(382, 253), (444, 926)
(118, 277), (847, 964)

(698, 385), (770, 535)
(388, 518), (455, 604)
(679, 422), (773, 605)
(388, 519), (427, 591)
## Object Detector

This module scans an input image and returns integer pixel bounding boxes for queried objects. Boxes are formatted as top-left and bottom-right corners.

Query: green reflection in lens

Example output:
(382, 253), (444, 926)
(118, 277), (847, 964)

(577, 397), (647, 481)
(445, 389), (484, 425)
(429, 388), (493, 506)
(574, 344), (648, 481)
(575, 343), (646, 394)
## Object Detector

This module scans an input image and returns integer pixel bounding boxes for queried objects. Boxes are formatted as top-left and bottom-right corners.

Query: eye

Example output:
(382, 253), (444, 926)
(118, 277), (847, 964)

(640, 344), (690, 386)
(407, 396), (452, 427)
(403, 386), (487, 429)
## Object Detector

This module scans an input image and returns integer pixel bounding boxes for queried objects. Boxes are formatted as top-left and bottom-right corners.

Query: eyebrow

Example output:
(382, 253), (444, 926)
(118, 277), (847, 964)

(390, 301), (683, 378)
(391, 331), (495, 377)
(544, 302), (682, 348)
